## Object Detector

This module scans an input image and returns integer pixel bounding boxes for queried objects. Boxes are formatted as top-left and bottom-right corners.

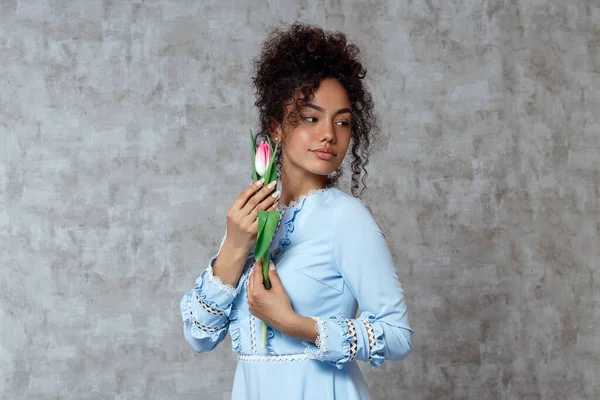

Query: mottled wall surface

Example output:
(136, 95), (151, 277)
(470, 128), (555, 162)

(1, 1), (598, 399)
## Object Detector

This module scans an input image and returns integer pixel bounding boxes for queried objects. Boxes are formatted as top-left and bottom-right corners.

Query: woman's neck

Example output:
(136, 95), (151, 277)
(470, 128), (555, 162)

(278, 169), (329, 208)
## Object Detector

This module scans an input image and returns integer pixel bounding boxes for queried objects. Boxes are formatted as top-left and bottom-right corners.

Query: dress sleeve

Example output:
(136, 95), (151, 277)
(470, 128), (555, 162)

(180, 232), (250, 352)
(303, 200), (413, 369)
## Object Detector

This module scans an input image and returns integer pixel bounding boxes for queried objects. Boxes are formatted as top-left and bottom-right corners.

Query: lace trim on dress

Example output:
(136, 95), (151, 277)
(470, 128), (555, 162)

(190, 316), (225, 333)
(345, 319), (358, 361)
(238, 353), (314, 363)
(302, 316), (327, 361)
(250, 315), (257, 354)
(206, 265), (238, 297)
(186, 298), (225, 330)
(194, 293), (225, 316)
(277, 187), (332, 213)
(273, 187), (333, 259)
(244, 264), (259, 354)
(364, 321), (377, 361)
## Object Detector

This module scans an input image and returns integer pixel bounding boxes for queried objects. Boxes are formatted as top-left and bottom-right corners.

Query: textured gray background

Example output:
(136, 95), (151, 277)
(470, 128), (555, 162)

(1, 0), (599, 399)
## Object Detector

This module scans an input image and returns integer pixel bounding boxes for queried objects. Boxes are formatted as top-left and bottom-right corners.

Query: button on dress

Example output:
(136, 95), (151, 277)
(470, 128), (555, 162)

(180, 187), (413, 399)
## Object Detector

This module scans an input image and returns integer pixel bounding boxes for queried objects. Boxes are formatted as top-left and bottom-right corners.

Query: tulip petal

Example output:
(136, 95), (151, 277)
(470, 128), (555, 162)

(254, 141), (270, 178)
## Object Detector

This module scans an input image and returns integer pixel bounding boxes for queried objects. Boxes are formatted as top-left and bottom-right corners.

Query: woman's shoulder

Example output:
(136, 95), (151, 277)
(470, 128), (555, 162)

(323, 187), (376, 223)
(321, 188), (384, 246)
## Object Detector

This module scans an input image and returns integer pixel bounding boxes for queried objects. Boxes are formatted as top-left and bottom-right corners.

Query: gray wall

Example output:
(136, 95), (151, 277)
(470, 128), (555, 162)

(1, 1), (598, 399)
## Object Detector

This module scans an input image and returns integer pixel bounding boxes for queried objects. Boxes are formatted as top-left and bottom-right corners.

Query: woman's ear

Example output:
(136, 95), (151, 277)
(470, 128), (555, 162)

(269, 123), (282, 144)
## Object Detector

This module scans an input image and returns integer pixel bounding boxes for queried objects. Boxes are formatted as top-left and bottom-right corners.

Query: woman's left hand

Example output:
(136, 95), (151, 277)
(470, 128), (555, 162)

(247, 259), (296, 332)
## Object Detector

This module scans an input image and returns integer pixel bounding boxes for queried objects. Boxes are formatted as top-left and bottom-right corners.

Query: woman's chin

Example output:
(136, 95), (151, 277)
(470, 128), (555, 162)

(306, 168), (338, 179)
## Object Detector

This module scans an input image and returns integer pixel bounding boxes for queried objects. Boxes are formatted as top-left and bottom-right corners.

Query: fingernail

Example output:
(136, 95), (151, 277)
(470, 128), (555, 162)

(269, 261), (275, 271)
(267, 181), (277, 189)
(271, 190), (280, 198)
(255, 178), (265, 186)
(273, 201), (279, 209)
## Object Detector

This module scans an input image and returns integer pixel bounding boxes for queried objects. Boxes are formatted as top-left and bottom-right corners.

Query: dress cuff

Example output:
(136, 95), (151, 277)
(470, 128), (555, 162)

(301, 312), (386, 369)
(302, 313), (356, 370)
(195, 255), (245, 312)
(358, 312), (386, 368)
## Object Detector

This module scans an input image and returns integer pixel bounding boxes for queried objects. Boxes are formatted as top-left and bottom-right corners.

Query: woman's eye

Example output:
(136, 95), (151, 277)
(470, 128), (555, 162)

(336, 120), (350, 126)
(304, 116), (317, 123)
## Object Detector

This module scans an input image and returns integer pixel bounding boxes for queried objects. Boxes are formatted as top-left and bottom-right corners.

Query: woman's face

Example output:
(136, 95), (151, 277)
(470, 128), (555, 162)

(276, 78), (352, 184)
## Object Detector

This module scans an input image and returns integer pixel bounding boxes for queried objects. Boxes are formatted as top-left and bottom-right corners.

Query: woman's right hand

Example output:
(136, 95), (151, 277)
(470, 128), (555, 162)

(225, 178), (281, 252)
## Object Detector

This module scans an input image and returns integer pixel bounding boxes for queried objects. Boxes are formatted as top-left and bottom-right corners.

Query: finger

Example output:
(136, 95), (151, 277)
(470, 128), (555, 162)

(252, 259), (265, 291)
(232, 178), (266, 211)
(247, 191), (280, 222)
(241, 180), (278, 215)
(248, 220), (258, 233)
(267, 262), (282, 288)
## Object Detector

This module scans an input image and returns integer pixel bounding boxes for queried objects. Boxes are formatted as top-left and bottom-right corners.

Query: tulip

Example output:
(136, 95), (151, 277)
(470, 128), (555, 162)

(249, 130), (281, 350)
(254, 141), (271, 178)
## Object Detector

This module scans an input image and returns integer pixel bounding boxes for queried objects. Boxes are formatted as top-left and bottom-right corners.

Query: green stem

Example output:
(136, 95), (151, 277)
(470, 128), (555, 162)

(261, 250), (271, 348)
(262, 251), (271, 290)
(261, 321), (268, 349)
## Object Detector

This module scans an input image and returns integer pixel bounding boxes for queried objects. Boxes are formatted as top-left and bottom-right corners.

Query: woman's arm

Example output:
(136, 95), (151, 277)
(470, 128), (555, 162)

(300, 200), (413, 369)
(212, 238), (252, 287)
(180, 232), (253, 352)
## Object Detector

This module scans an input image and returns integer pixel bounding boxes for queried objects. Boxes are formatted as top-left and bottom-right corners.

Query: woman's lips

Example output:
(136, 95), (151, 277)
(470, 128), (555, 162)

(312, 150), (334, 160)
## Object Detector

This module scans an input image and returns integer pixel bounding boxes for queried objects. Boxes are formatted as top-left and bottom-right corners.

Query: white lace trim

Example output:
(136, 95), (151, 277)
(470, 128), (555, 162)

(250, 315), (257, 354)
(187, 297), (226, 333)
(278, 187), (332, 213)
(345, 319), (358, 361)
(302, 316), (327, 361)
(206, 265), (238, 297)
(190, 312), (225, 333)
(195, 293), (225, 316)
(364, 321), (376, 361)
(238, 353), (314, 363)
(244, 264), (258, 354)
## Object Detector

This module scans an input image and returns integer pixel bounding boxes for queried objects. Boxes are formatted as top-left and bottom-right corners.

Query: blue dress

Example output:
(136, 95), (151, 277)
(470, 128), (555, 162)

(180, 187), (413, 399)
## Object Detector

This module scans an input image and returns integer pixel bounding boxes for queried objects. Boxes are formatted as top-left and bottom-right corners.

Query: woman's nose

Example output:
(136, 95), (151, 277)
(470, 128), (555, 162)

(320, 121), (336, 143)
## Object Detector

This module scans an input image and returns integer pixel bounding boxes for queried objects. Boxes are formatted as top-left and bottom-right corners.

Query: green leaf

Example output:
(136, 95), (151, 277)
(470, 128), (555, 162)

(254, 210), (281, 262)
(262, 251), (271, 290)
(254, 211), (269, 261)
(262, 142), (279, 188)
(250, 129), (258, 182)
(269, 161), (277, 184)
(263, 161), (273, 187)
(270, 143), (279, 183)
(257, 209), (268, 240)
(271, 143), (279, 182)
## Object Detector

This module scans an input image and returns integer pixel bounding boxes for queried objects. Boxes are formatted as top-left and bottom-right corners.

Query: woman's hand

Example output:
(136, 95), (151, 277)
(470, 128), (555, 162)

(247, 259), (296, 332)
(225, 178), (280, 252)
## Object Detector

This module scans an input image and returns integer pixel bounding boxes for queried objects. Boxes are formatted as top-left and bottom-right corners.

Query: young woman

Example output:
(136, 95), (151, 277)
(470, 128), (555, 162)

(180, 22), (413, 399)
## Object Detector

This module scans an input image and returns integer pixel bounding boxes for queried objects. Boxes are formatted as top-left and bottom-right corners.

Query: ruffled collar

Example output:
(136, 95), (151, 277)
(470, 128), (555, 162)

(277, 186), (334, 213)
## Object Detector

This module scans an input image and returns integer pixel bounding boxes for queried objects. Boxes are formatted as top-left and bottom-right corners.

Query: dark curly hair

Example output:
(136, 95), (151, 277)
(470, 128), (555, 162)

(251, 22), (378, 197)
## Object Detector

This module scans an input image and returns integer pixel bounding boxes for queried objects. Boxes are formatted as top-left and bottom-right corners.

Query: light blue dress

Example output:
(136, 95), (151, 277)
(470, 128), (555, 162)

(180, 187), (413, 399)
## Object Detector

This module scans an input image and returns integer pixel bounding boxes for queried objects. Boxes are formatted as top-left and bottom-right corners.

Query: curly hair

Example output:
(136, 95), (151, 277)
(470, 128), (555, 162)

(251, 22), (378, 197)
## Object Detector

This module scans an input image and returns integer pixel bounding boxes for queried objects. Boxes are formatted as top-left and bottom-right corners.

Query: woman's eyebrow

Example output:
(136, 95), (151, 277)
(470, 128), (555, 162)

(306, 103), (352, 115)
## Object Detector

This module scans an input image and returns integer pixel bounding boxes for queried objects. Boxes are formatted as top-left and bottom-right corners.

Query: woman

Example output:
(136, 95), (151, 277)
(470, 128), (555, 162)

(180, 22), (413, 399)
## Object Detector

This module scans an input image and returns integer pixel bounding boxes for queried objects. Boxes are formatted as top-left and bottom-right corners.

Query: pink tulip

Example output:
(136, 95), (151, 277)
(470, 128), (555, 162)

(254, 141), (271, 178)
